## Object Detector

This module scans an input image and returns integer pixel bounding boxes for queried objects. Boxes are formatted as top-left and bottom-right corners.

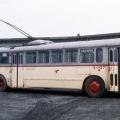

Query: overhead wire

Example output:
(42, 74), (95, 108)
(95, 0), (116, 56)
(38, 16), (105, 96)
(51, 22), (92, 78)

(0, 19), (34, 41)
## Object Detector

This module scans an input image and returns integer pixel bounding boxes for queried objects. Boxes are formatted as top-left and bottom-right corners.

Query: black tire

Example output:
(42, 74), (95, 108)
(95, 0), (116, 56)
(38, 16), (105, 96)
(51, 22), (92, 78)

(0, 76), (7, 92)
(84, 76), (105, 97)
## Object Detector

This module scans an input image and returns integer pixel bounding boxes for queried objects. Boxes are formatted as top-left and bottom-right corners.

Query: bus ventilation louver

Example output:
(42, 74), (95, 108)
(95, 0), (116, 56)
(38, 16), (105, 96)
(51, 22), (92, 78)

(110, 74), (113, 86)
(115, 74), (118, 86)
(110, 74), (118, 86)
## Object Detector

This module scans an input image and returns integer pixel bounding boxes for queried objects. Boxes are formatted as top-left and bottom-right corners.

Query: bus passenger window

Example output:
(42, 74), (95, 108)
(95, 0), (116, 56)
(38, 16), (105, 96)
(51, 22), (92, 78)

(65, 50), (78, 63)
(114, 50), (117, 62)
(18, 54), (23, 64)
(81, 49), (94, 63)
(110, 50), (113, 62)
(51, 50), (63, 63)
(0, 53), (9, 64)
(38, 51), (49, 63)
(20, 54), (23, 64)
(26, 51), (36, 64)
(12, 54), (17, 64)
(96, 48), (103, 63)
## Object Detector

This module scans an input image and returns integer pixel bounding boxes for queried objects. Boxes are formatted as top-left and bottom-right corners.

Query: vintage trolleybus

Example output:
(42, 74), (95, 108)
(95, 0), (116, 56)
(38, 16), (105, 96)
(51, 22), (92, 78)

(0, 38), (120, 97)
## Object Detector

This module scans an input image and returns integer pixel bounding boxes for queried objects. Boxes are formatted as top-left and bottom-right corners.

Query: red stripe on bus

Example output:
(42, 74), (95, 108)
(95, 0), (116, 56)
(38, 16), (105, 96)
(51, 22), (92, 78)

(0, 64), (118, 67)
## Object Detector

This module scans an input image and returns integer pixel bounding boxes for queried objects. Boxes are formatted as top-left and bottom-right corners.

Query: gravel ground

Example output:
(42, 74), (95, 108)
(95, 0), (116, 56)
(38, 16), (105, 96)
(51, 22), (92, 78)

(0, 89), (120, 120)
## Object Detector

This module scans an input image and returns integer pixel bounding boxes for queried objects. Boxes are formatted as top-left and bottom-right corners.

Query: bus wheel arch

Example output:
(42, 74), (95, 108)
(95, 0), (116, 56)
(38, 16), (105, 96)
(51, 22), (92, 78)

(0, 74), (7, 92)
(82, 75), (105, 97)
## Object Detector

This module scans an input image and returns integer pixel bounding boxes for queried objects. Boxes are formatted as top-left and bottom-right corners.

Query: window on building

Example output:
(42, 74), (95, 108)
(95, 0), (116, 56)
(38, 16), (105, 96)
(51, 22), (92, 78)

(0, 53), (9, 64)
(26, 51), (36, 64)
(38, 51), (49, 63)
(81, 49), (94, 63)
(96, 48), (103, 63)
(51, 50), (63, 63)
(65, 49), (78, 63)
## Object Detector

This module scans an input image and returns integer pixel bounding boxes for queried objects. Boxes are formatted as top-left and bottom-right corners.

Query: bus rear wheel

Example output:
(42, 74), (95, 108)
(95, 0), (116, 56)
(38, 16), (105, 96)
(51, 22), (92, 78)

(0, 76), (7, 92)
(84, 76), (105, 97)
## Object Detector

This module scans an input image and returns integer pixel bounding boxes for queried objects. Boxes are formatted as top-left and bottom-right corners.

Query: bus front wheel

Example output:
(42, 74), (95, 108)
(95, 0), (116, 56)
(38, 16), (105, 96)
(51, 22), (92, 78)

(84, 76), (105, 97)
(0, 76), (7, 92)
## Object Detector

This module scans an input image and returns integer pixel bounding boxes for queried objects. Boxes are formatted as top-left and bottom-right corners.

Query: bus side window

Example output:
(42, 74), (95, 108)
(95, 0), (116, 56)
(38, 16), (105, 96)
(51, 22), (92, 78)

(51, 50), (63, 63)
(26, 51), (36, 64)
(65, 49), (78, 63)
(12, 54), (17, 64)
(96, 48), (103, 63)
(0, 53), (9, 64)
(110, 50), (113, 62)
(21, 54), (23, 64)
(38, 51), (49, 63)
(18, 54), (23, 64)
(80, 49), (94, 63)
(114, 49), (117, 62)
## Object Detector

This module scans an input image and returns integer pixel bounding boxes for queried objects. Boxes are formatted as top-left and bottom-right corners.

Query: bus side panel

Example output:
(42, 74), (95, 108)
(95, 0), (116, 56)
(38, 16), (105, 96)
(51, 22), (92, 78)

(23, 66), (82, 89)
(23, 65), (106, 90)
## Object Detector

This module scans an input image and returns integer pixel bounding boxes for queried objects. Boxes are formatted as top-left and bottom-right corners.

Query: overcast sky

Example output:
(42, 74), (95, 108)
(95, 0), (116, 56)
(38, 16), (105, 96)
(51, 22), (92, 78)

(0, 0), (120, 38)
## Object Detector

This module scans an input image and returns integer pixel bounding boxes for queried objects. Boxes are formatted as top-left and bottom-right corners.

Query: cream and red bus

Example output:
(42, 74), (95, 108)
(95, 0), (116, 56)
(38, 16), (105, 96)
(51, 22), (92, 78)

(0, 38), (120, 97)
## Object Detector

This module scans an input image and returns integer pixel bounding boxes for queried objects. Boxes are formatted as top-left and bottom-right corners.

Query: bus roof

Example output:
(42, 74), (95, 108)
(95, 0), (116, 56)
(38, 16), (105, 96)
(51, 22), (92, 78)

(1, 38), (120, 52)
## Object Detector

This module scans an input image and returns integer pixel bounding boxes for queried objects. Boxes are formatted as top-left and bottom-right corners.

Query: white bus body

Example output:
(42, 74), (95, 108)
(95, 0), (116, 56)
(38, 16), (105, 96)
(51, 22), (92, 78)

(0, 38), (120, 97)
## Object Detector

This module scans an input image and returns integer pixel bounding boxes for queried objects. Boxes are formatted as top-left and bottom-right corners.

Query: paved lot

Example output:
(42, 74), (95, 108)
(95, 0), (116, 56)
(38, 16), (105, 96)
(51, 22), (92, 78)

(0, 89), (120, 120)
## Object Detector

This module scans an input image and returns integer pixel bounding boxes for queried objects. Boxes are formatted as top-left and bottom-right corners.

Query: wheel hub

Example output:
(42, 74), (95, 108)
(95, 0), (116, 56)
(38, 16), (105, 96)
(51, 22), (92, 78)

(88, 81), (100, 93)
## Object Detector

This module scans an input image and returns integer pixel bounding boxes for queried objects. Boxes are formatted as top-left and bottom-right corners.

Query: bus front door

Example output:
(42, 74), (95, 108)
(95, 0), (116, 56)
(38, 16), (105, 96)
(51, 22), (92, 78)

(109, 48), (118, 92)
(11, 53), (24, 88)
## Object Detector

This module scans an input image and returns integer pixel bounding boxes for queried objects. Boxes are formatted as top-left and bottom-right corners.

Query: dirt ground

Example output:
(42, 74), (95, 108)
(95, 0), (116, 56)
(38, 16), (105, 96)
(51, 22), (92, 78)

(0, 89), (120, 120)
